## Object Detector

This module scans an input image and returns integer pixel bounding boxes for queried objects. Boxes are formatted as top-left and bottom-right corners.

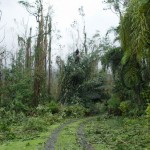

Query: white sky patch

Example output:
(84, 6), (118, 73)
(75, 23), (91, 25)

(0, 0), (119, 62)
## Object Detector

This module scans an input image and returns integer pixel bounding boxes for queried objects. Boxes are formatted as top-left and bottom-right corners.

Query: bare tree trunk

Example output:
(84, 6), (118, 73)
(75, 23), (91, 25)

(79, 6), (87, 55)
(33, 0), (44, 106)
(83, 18), (87, 55)
(44, 16), (48, 74)
(26, 27), (32, 69)
(48, 16), (52, 95)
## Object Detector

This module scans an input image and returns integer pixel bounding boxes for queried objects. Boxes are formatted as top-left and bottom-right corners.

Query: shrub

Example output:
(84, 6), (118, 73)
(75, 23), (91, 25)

(48, 101), (60, 114)
(36, 104), (49, 115)
(141, 89), (150, 103)
(43, 113), (63, 125)
(95, 102), (107, 114)
(0, 108), (6, 118)
(5, 131), (16, 140)
(145, 103), (150, 131)
(146, 103), (150, 119)
(127, 103), (144, 116)
(107, 95), (121, 115)
(119, 101), (130, 115)
(23, 117), (47, 132)
(36, 101), (60, 115)
(62, 104), (86, 118)
(0, 120), (10, 131)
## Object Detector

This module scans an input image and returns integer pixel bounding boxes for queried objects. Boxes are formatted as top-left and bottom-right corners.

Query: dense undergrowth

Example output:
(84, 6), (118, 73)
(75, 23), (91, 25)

(85, 114), (150, 150)
(0, 0), (150, 149)
(0, 101), (90, 149)
(0, 101), (150, 150)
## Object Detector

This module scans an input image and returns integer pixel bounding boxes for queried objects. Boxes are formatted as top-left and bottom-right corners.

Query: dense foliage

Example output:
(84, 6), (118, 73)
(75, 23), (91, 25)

(100, 0), (150, 116)
(85, 115), (150, 150)
(58, 50), (108, 106)
(0, 0), (150, 149)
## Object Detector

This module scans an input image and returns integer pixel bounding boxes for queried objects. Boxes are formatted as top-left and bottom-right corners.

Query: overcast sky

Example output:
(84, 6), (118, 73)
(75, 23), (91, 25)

(0, 0), (119, 60)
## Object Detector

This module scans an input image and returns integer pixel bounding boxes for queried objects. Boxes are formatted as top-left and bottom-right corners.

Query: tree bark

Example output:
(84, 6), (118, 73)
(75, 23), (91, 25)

(26, 27), (32, 69)
(48, 16), (52, 96)
(33, 0), (44, 106)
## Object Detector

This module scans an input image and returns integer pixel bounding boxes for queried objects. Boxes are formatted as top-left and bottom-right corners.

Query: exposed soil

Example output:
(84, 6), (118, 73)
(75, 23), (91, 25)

(77, 118), (96, 150)
(44, 120), (77, 150)
(45, 117), (96, 150)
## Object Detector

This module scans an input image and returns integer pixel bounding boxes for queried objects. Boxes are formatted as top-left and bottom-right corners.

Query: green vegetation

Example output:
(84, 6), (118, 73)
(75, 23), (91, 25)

(55, 120), (84, 150)
(0, 112), (61, 149)
(0, 122), (61, 150)
(0, 0), (150, 149)
(0, 104), (88, 149)
(85, 115), (150, 150)
(0, 125), (57, 150)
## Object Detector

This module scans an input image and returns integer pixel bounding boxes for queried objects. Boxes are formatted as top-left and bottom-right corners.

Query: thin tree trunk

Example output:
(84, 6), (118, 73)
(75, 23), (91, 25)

(48, 16), (52, 95)
(83, 22), (87, 55)
(26, 27), (32, 69)
(33, 0), (44, 106)
(44, 15), (48, 85)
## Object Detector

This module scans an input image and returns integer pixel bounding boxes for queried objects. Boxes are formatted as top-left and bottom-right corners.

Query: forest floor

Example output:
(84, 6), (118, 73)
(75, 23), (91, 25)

(0, 115), (149, 150)
(45, 117), (96, 150)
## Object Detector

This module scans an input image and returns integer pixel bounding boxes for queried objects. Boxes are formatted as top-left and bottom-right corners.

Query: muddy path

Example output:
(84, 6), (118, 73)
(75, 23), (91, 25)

(44, 120), (77, 150)
(44, 117), (96, 150)
(77, 118), (96, 150)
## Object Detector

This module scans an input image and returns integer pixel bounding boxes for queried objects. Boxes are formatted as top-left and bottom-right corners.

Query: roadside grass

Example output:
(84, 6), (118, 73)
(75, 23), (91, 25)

(55, 119), (84, 150)
(1, 111), (149, 150)
(0, 104), (89, 150)
(0, 123), (61, 150)
(84, 114), (150, 150)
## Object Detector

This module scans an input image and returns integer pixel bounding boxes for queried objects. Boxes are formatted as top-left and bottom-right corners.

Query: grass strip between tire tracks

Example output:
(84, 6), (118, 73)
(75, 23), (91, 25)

(45, 119), (78, 150)
(77, 117), (96, 150)
(45, 117), (97, 150)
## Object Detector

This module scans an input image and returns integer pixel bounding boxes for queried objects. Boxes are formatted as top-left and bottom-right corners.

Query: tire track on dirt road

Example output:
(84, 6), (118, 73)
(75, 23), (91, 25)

(45, 117), (96, 150)
(45, 120), (77, 150)
(77, 118), (96, 150)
